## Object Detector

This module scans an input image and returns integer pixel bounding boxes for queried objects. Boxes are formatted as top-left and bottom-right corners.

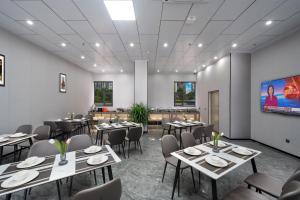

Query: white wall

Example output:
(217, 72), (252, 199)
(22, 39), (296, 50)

(251, 30), (300, 157)
(93, 73), (134, 110)
(0, 28), (93, 133)
(148, 73), (197, 109)
(134, 60), (148, 105)
(197, 57), (231, 137)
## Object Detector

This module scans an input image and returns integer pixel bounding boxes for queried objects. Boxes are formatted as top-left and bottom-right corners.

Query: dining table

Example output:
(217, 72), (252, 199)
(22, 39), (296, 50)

(0, 145), (121, 200)
(170, 141), (261, 200)
(94, 121), (141, 145)
(54, 118), (91, 135)
(0, 134), (37, 164)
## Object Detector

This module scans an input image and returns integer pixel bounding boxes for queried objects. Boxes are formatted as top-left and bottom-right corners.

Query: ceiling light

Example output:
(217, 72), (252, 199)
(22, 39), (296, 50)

(93, 64), (97, 67)
(163, 43), (168, 48)
(120, 69), (123, 72)
(202, 64), (206, 68)
(186, 16), (196, 25)
(81, 55), (85, 59)
(193, 69), (197, 73)
(102, 69), (105, 73)
(214, 56), (218, 60)
(104, 0), (136, 21)
(157, 69), (160, 73)
(95, 42), (100, 47)
(232, 43), (237, 48)
(265, 20), (273, 26)
(26, 20), (34, 26)
(198, 43), (203, 48)
(61, 42), (66, 47)
(129, 42), (134, 47)
(175, 69), (178, 73)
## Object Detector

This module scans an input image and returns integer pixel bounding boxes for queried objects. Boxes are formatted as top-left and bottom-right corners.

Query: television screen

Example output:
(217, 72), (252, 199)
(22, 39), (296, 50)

(261, 75), (300, 115)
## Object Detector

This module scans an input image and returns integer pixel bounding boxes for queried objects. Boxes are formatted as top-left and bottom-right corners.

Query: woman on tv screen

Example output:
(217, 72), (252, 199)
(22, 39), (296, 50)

(264, 85), (278, 108)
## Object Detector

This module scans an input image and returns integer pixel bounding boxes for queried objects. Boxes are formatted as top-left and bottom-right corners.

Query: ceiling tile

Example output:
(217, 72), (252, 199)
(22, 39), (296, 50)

(140, 34), (158, 52)
(0, 12), (34, 35)
(0, 0), (34, 20)
(264, 0), (300, 21)
(60, 34), (94, 51)
(100, 34), (126, 52)
(162, 3), (191, 20)
(66, 20), (101, 43)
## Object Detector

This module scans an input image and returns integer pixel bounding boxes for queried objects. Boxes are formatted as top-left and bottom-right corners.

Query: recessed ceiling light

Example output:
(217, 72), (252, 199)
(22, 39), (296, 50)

(102, 69), (105, 73)
(265, 20), (273, 26)
(26, 20), (34, 26)
(163, 43), (168, 48)
(202, 64), (206, 68)
(186, 16), (196, 25)
(157, 69), (160, 73)
(198, 43), (203, 48)
(175, 69), (178, 73)
(104, 0), (136, 21)
(120, 69), (124, 72)
(61, 42), (66, 47)
(129, 42), (134, 47)
(232, 43), (237, 48)
(81, 55), (85, 59)
(214, 56), (218, 60)
(95, 42), (100, 47)
(93, 64), (97, 67)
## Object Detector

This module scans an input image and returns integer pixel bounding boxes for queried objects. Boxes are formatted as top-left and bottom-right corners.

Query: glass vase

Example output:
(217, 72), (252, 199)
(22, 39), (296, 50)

(59, 153), (68, 166)
(212, 139), (220, 153)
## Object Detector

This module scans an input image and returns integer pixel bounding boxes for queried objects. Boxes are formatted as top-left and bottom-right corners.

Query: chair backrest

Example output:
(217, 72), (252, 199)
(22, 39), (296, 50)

(203, 124), (214, 137)
(74, 178), (122, 200)
(15, 125), (32, 134)
(127, 127), (143, 142)
(161, 118), (169, 125)
(44, 121), (58, 133)
(74, 114), (83, 119)
(68, 135), (93, 152)
(33, 125), (51, 140)
(192, 126), (205, 140)
(286, 166), (300, 184)
(181, 132), (196, 148)
(28, 140), (59, 157)
(161, 135), (179, 158)
(57, 121), (73, 132)
(279, 181), (300, 200)
(108, 129), (126, 145)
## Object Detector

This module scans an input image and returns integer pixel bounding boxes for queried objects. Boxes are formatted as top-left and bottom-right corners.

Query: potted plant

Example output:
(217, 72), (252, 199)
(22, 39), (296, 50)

(129, 103), (149, 133)
(49, 138), (71, 165)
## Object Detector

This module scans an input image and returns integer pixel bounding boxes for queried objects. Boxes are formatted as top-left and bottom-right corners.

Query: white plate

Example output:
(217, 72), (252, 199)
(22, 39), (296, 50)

(205, 156), (228, 168)
(16, 157), (46, 169)
(1, 170), (39, 188)
(209, 141), (227, 147)
(73, 119), (82, 122)
(232, 147), (253, 156)
(183, 147), (202, 156)
(9, 133), (27, 138)
(84, 146), (102, 154)
(0, 137), (9, 143)
(87, 155), (108, 166)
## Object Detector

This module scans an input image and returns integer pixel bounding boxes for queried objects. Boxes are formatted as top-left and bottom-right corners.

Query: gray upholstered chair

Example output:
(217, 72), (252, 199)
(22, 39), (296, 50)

(16, 125), (33, 134)
(44, 121), (63, 138)
(192, 126), (205, 144)
(33, 125), (51, 141)
(279, 180), (300, 200)
(202, 124), (214, 142)
(245, 166), (300, 198)
(67, 135), (104, 196)
(74, 114), (84, 119)
(73, 178), (122, 200)
(126, 127), (143, 158)
(161, 118), (176, 137)
(104, 129), (126, 158)
(161, 135), (195, 196)
(181, 132), (196, 148)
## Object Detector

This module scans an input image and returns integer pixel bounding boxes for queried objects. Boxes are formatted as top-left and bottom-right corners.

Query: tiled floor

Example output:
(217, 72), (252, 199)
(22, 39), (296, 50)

(1, 128), (299, 200)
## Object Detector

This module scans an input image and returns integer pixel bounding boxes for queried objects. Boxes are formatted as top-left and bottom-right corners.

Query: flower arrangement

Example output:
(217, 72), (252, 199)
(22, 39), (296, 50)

(212, 132), (224, 153)
(49, 139), (71, 165)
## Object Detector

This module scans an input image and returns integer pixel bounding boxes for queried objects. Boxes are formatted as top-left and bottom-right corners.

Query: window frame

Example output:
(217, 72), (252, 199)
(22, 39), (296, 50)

(174, 81), (196, 107)
(94, 81), (113, 107)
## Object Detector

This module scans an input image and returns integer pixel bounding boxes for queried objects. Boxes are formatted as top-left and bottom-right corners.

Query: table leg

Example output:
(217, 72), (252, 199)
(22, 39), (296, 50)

(179, 128), (183, 149)
(102, 168), (106, 183)
(168, 125), (171, 135)
(171, 160), (181, 200)
(0, 146), (3, 164)
(251, 158), (257, 173)
(107, 165), (113, 180)
(29, 138), (33, 146)
(5, 194), (11, 200)
(211, 178), (218, 200)
(87, 122), (91, 135)
(56, 180), (62, 200)
(95, 130), (99, 145)
(100, 130), (104, 145)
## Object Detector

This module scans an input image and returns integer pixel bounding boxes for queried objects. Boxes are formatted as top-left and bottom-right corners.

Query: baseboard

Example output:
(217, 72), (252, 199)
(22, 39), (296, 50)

(223, 136), (300, 159)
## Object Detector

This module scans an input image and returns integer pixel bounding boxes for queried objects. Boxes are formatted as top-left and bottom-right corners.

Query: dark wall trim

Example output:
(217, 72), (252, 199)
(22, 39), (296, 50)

(229, 53), (232, 138)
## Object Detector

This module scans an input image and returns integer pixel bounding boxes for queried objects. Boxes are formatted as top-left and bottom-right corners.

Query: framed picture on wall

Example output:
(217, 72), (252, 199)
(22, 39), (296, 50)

(59, 73), (66, 93)
(0, 54), (5, 87)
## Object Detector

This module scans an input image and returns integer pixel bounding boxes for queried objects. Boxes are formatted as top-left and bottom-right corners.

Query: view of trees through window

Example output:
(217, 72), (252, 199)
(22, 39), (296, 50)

(174, 81), (196, 107)
(94, 81), (113, 106)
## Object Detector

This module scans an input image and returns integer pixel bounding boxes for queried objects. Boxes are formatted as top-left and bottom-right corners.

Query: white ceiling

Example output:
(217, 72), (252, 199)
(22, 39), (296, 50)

(0, 0), (300, 73)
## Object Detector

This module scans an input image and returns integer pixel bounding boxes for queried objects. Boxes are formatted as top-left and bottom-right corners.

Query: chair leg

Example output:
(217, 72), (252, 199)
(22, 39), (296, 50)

(68, 176), (73, 196)
(102, 168), (106, 183)
(56, 180), (62, 200)
(190, 167), (196, 191)
(128, 141), (130, 158)
(198, 171), (201, 187)
(138, 141), (142, 154)
(122, 143), (126, 158)
(162, 128), (165, 137)
(178, 170), (180, 197)
(23, 189), (28, 200)
(162, 162), (167, 182)
(93, 170), (97, 185)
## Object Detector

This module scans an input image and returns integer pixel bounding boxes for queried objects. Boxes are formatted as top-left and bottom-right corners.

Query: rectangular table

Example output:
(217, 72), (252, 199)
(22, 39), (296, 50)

(0, 134), (37, 164)
(94, 122), (141, 145)
(171, 141), (261, 200)
(0, 145), (121, 200)
(53, 118), (91, 135)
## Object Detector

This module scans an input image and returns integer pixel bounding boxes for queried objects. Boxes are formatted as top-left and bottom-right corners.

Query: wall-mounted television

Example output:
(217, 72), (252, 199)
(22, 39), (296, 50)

(261, 75), (300, 115)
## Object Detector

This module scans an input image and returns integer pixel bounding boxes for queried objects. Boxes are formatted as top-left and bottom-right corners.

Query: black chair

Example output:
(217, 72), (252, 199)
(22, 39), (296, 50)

(73, 178), (122, 200)
(104, 129), (126, 158)
(161, 135), (196, 196)
(44, 121), (63, 138)
(56, 121), (77, 138)
(126, 127), (143, 158)
(202, 124), (214, 142)
(191, 126), (205, 144)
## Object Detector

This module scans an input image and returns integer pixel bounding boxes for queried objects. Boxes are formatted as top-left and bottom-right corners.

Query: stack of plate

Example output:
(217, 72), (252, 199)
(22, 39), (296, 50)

(0, 137), (9, 143)
(232, 147), (253, 156)
(17, 157), (45, 169)
(84, 146), (102, 154)
(9, 132), (27, 138)
(205, 156), (228, 168)
(87, 155), (108, 166)
(1, 170), (39, 188)
(183, 147), (202, 156)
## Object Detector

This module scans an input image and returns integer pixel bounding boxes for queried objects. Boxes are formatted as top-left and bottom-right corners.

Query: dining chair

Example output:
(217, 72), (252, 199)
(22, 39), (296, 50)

(33, 125), (51, 141)
(73, 178), (122, 200)
(67, 135), (105, 196)
(161, 135), (196, 196)
(16, 125), (33, 134)
(126, 127), (143, 158)
(191, 126), (204, 144)
(244, 166), (300, 198)
(44, 121), (63, 138)
(161, 118), (176, 137)
(24, 140), (61, 200)
(202, 124), (214, 142)
(104, 129), (126, 158)
(74, 114), (84, 119)
(56, 121), (77, 138)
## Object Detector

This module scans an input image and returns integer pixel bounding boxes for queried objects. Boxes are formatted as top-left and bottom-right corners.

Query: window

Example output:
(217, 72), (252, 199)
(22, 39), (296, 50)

(94, 81), (113, 106)
(174, 81), (196, 107)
